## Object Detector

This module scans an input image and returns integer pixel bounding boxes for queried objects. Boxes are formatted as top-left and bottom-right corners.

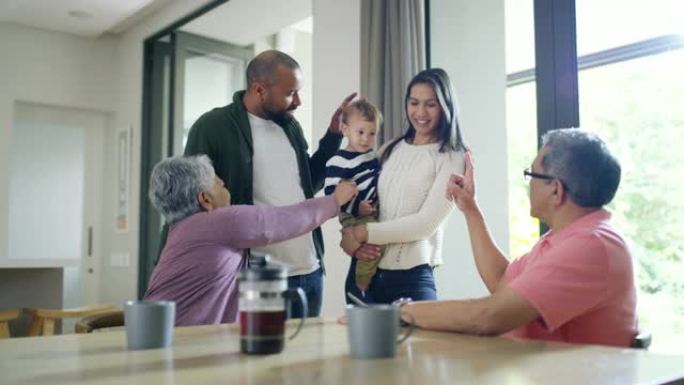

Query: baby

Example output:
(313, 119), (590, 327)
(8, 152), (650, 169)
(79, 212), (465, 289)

(324, 100), (384, 291)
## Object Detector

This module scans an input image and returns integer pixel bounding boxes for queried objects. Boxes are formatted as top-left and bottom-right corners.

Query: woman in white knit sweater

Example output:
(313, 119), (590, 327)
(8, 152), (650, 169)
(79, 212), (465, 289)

(341, 68), (466, 303)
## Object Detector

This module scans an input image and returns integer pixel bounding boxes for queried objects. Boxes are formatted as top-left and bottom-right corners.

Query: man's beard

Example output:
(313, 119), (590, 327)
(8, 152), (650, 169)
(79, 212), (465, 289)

(263, 101), (294, 122)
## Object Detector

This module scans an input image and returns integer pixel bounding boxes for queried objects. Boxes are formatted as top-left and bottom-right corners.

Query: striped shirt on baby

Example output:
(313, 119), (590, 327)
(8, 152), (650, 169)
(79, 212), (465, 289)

(324, 149), (380, 217)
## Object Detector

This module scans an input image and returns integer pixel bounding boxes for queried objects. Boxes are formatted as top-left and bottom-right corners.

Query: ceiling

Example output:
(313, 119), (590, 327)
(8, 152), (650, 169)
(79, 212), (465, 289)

(0, 0), (312, 44)
(0, 0), (173, 38)
(181, 0), (311, 46)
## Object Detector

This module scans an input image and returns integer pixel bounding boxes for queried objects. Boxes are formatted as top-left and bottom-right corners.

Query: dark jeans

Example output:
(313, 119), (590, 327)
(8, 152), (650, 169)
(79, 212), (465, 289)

(287, 268), (323, 318)
(345, 258), (437, 304)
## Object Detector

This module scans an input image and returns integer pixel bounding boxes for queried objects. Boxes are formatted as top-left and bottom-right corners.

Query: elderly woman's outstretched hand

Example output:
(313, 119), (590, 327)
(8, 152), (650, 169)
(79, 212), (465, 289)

(446, 151), (477, 213)
(334, 180), (359, 206)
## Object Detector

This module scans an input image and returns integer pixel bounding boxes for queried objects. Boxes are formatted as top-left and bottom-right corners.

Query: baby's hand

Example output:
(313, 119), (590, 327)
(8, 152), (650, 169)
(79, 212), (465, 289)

(359, 200), (375, 217)
(334, 180), (358, 206)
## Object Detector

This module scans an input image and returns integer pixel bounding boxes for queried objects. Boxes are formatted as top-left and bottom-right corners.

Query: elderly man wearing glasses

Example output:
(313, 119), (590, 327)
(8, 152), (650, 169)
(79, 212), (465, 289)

(401, 128), (637, 347)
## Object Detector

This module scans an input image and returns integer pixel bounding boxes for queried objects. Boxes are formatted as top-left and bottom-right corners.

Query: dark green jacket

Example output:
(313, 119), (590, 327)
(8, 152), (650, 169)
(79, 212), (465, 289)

(181, 90), (342, 271)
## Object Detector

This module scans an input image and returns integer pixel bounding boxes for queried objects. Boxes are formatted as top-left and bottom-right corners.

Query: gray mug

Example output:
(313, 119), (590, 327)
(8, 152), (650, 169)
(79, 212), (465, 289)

(124, 300), (175, 350)
(346, 304), (414, 358)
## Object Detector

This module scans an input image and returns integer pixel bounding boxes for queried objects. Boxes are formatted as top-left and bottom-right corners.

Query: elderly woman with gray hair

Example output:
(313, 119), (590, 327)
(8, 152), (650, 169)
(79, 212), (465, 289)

(144, 155), (357, 326)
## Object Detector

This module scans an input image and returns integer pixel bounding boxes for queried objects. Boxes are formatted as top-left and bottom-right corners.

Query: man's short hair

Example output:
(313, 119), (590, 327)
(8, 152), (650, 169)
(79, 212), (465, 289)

(246, 50), (300, 87)
(342, 100), (384, 129)
(541, 128), (621, 208)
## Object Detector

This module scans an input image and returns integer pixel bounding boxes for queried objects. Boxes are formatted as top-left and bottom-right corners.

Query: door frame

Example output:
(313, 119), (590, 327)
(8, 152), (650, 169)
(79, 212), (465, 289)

(138, 0), (249, 298)
(11, 101), (108, 308)
(171, 31), (252, 155)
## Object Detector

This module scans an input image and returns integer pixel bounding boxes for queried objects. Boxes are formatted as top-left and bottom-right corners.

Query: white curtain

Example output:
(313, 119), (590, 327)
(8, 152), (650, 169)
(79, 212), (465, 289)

(361, 0), (426, 145)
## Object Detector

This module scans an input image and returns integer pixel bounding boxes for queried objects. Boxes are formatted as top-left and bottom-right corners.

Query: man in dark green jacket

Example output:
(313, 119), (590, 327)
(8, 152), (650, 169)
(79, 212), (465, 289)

(183, 50), (356, 318)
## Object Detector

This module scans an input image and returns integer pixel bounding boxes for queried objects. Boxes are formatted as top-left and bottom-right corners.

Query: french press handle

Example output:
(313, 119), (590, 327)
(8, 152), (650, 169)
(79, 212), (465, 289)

(282, 287), (308, 340)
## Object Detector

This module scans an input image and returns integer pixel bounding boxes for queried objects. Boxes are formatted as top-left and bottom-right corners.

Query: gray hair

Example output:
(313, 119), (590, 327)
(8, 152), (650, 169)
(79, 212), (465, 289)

(246, 50), (300, 87)
(541, 128), (621, 208)
(148, 155), (215, 225)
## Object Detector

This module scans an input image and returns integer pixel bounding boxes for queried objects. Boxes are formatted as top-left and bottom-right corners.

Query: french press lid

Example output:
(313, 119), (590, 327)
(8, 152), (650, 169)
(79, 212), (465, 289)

(239, 253), (288, 281)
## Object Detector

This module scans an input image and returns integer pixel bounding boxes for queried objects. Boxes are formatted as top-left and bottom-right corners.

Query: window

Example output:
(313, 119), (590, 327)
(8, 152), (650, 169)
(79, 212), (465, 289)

(506, 81), (539, 258)
(575, 0), (684, 56)
(505, 0), (684, 353)
(505, 0), (539, 257)
(576, 0), (684, 355)
(578, 42), (684, 356)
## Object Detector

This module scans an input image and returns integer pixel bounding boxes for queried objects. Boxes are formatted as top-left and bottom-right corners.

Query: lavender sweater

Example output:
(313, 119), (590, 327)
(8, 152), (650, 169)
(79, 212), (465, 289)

(144, 196), (339, 326)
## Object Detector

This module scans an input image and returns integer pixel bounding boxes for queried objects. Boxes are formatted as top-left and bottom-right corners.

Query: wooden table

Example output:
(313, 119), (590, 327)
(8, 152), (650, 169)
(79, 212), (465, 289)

(1, 319), (683, 385)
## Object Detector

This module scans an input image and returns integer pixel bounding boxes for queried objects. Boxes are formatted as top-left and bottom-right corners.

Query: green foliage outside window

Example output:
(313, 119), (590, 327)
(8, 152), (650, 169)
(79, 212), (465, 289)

(581, 49), (684, 353)
(507, 49), (684, 354)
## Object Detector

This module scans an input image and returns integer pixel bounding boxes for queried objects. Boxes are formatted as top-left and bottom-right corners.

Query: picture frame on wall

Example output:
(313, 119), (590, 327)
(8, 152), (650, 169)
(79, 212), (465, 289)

(116, 125), (131, 233)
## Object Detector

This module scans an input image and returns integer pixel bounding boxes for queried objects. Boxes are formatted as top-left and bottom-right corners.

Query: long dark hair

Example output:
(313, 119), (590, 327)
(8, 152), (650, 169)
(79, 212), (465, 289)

(381, 68), (467, 163)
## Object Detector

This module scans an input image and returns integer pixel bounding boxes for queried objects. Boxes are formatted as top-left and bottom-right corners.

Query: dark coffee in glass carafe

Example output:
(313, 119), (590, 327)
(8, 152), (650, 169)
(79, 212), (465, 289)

(238, 255), (307, 354)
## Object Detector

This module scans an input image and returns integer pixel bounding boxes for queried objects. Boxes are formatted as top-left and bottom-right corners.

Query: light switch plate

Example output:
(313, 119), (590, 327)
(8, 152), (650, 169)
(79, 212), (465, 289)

(109, 252), (131, 267)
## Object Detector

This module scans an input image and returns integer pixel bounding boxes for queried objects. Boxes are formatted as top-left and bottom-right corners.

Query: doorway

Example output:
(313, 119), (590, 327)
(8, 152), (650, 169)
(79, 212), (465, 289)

(9, 102), (108, 330)
(138, 30), (253, 296)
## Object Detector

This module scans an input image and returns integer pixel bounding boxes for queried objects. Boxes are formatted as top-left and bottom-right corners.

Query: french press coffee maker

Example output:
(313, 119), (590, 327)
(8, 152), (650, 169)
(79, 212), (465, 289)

(238, 254), (308, 354)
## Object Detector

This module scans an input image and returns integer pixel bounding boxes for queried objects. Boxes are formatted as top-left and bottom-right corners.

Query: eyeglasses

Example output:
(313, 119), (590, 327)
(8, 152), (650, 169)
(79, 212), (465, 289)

(523, 167), (557, 182)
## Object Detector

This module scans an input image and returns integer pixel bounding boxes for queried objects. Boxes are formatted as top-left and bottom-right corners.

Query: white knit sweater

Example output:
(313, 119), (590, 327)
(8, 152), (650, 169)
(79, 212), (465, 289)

(367, 140), (465, 270)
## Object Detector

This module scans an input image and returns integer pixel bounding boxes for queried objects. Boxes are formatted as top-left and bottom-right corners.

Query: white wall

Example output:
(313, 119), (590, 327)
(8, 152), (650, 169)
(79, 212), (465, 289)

(99, 0), (219, 304)
(0, 23), (116, 328)
(431, 0), (508, 299)
(313, 0), (361, 317)
(9, 115), (84, 261)
(0, 23), (115, 262)
(284, 28), (313, 144)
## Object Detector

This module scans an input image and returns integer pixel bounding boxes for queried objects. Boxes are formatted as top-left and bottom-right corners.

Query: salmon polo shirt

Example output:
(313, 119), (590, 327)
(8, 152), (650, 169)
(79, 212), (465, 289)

(503, 209), (637, 347)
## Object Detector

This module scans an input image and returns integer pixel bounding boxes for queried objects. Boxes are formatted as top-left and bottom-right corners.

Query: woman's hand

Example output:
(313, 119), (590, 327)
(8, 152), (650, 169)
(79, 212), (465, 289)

(340, 227), (362, 256)
(446, 151), (477, 213)
(334, 180), (358, 206)
(340, 228), (381, 260)
(354, 244), (382, 260)
(351, 224), (368, 243)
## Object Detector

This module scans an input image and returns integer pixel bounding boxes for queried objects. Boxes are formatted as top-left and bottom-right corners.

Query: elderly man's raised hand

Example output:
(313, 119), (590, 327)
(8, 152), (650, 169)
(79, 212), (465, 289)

(328, 92), (359, 135)
(446, 151), (477, 213)
(334, 180), (359, 206)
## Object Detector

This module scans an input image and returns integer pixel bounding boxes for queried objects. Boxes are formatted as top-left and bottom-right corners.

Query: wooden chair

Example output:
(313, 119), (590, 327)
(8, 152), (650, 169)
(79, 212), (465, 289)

(24, 305), (119, 336)
(0, 310), (20, 338)
(75, 310), (124, 333)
